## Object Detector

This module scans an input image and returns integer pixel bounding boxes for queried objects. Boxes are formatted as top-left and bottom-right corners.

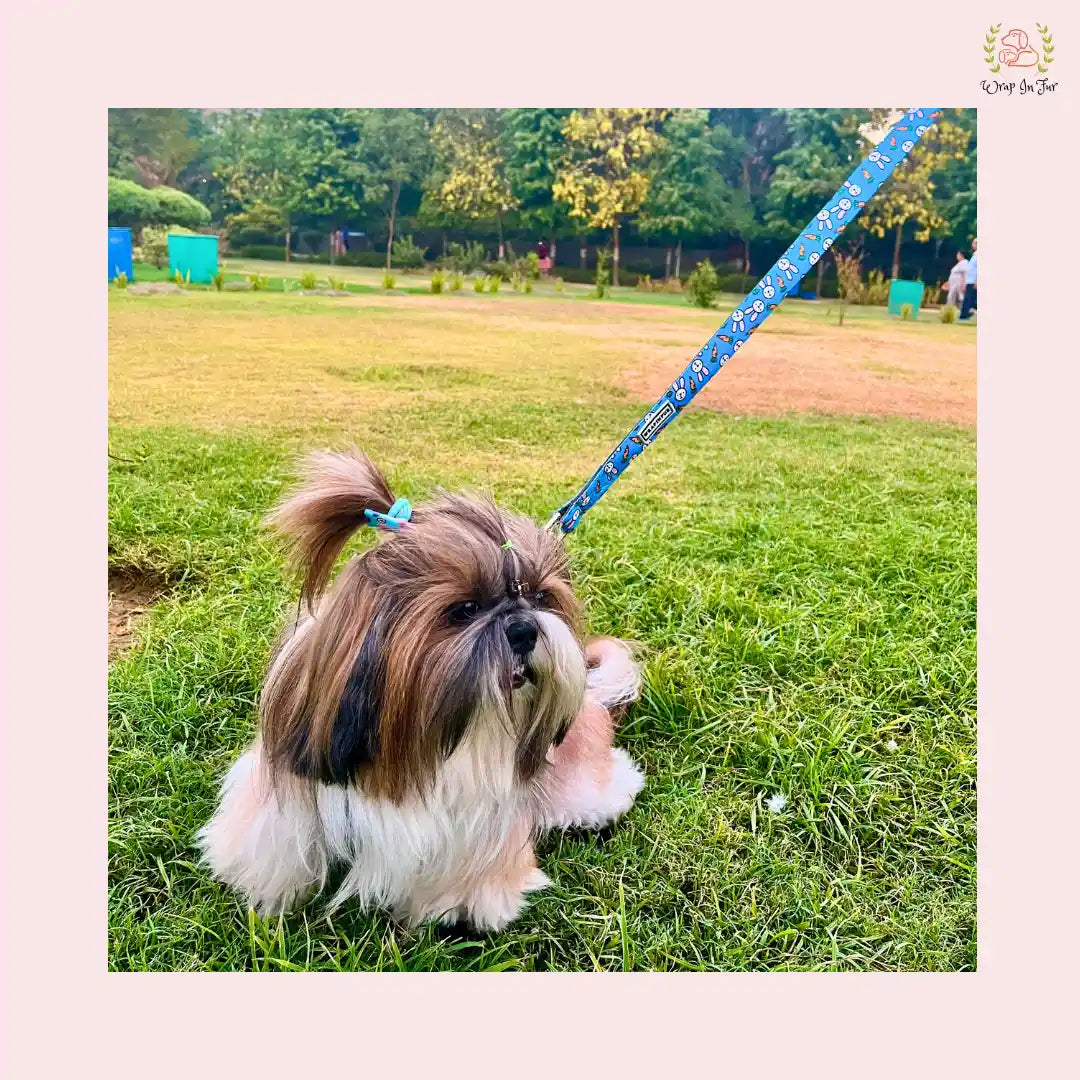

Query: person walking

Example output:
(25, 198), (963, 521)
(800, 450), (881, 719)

(943, 250), (969, 309)
(959, 237), (978, 320)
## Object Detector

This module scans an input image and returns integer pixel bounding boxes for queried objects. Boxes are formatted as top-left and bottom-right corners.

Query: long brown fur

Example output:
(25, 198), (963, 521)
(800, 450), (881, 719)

(261, 449), (583, 803)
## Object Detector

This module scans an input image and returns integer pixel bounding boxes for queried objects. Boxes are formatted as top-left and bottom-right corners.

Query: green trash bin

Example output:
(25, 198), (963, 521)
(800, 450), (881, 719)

(168, 233), (218, 284)
(887, 278), (924, 317)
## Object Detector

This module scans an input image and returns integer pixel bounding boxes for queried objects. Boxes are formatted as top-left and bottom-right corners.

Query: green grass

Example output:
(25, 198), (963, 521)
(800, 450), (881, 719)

(109, 290), (975, 971)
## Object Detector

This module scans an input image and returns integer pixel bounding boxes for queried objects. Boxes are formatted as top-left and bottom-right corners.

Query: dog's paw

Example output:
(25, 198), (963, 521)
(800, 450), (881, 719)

(601, 747), (645, 821)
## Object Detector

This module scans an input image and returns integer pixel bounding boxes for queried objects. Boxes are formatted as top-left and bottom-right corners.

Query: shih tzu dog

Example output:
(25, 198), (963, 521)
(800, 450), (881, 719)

(198, 448), (644, 931)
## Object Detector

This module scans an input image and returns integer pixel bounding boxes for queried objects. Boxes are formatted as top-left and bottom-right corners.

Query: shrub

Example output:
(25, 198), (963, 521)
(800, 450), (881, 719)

(865, 269), (890, 306)
(524, 252), (540, 280)
(327, 275), (347, 292)
(940, 304), (958, 324)
(223, 202), (287, 248)
(231, 244), (288, 261)
(249, 273), (269, 291)
(442, 241), (487, 274)
(151, 186), (212, 229)
(473, 275), (486, 293)
(483, 259), (513, 282)
(299, 271), (318, 290)
(449, 272), (464, 291)
(430, 270), (445, 294)
(686, 259), (720, 308)
(636, 274), (654, 292)
(134, 224), (192, 269)
(554, 277), (565, 293)
(382, 271), (396, 290)
(594, 249), (611, 299)
(523, 277), (533, 294)
(663, 277), (683, 294)
(486, 274), (501, 294)
(900, 302), (914, 321)
(173, 269), (191, 287)
(108, 177), (159, 229)
(211, 269), (225, 291)
(833, 248), (864, 325)
(113, 271), (128, 289)
(392, 234), (427, 270)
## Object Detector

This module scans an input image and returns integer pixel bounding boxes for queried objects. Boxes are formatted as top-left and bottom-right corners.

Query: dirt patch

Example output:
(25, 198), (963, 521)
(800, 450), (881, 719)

(125, 282), (184, 296)
(108, 568), (172, 660)
(619, 322), (975, 426)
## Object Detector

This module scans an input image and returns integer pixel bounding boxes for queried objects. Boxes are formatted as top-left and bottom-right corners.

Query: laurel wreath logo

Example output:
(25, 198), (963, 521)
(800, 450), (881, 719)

(984, 23), (1003, 72)
(1035, 22), (1054, 73)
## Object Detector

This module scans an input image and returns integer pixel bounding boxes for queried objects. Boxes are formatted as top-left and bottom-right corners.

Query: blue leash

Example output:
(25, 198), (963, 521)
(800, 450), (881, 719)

(546, 108), (943, 534)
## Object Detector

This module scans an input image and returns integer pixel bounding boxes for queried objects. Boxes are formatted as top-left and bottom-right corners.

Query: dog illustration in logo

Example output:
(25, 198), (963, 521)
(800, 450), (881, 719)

(999, 28), (1040, 67)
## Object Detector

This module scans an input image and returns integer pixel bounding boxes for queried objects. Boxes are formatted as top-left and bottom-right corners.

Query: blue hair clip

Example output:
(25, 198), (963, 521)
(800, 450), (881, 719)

(365, 497), (412, 532)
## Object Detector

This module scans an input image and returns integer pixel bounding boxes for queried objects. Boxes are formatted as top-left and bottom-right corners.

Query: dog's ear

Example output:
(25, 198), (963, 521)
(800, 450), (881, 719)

(265, 448), (395, 606)
(277, 616), (386, 786)
(325, 620), (385, 783)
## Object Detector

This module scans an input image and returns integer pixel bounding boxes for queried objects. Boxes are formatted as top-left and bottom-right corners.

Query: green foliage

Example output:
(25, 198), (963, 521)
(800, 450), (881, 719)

(554, 276), (564, 292)
(900, 302), (914, 321)
(486, 274), (501, 294)
(109, 177), (211, 230)
(173, 269), (191, 287)
(391, 234), (427, 270)
(524, 252), (540, 280)
(298, 271), (318, 290)
(430, 270), (445, 294)
(113, 271), (129, 289)
(211, 269), (225, 291)
(502, 109), (573, 237)
(248, 273), (269, 291)
(593, 249), (611, 298)
(109, 108), (200, 187)
(686, 259), (720, 308)
(327, 275), (347, 292)
(223, 201), (287, 247)
(473, 275), (486, 293)
(449, 272), (464, 291)
(381, 271), (396, 290)
(441, 241), (487, 274)
(941, 304), (957, 324)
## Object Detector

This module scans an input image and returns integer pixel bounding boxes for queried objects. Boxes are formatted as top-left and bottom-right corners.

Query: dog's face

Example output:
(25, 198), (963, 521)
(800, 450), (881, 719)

(260, 454), (587, 802)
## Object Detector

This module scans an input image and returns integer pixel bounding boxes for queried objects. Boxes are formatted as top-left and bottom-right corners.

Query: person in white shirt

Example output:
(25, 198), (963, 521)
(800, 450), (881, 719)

(943, 250), (969, 309)
(959, 237), (978, 320)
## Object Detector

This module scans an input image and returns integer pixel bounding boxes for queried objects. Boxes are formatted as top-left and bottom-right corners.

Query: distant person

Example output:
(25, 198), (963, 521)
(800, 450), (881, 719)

(537, 238), (552, 275)
(959, 237), (977, 320)
(943, 250), (969, 310)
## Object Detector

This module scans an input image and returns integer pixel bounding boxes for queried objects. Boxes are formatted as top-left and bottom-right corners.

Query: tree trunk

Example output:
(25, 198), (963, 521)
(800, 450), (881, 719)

(664, 247), (672, 280)
(329, 231), (335, 266)
(497, 212), (504, 260)
(580, 237), (587, 269)
(675, 239), (683, 279)
(285, 226), (291, 264)
(612, 218), (620, 287)
(743, 238), (751, 277)
(892, 221), (904, 279)
(386, 180), (400, 271)
(550, 231), (557, 265)
(815, 254), (825, 297)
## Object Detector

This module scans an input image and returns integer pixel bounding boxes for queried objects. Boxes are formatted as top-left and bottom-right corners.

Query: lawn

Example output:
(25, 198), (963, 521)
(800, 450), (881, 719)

(108, 282), (976, 971)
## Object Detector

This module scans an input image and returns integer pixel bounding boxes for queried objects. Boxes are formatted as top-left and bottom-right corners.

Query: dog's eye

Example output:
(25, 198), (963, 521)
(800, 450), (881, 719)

(446, 600), (480, 625)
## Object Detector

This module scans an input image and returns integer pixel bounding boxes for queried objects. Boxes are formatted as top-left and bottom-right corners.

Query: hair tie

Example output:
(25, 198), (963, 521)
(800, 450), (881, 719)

(365, 498), (412, 532)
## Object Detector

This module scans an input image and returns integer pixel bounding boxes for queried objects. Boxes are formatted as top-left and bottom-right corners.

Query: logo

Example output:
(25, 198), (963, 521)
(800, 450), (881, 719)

(984, 22), (1054, 73)
(639, 400), (677, 444)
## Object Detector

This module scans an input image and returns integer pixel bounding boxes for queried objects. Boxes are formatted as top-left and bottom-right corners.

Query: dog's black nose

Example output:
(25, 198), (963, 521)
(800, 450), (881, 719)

(506, 618), (538, 656)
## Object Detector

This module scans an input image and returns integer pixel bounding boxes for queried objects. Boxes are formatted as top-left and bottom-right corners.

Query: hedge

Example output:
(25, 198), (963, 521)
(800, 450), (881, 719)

(108, 177), (211, 230)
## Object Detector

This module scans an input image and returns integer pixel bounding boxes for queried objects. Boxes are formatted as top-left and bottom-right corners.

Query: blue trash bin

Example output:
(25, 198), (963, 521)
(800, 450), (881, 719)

(108, 227), (133, 281)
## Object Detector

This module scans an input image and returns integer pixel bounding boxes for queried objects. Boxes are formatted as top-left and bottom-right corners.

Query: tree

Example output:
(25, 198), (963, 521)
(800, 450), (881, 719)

(427, 110), (517, 259)
(638, 110), (749, 279)
(502, 109), (573, 262)
(764, 109), (871, 294)
(930, 108), (978, 257)
(553, 108), (668, 286)
(211, 110), (360, 262)
(861, 114), (972, 278)
(354, 110), (431, 270)
(108, 109), (199, 188)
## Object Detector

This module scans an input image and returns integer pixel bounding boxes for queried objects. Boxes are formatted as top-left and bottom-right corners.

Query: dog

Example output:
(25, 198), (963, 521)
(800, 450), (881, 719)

(198, 448), (644, 931)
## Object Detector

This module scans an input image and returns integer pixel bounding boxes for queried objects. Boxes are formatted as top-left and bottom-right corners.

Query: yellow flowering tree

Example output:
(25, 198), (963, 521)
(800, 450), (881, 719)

(862, 117), (971, 278)
(552, 108), (668, 286)
(427, 110), (517, 260)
